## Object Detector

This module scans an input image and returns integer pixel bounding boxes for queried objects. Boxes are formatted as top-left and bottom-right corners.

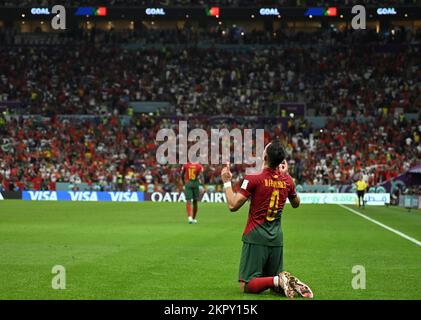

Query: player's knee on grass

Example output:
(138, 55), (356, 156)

(240, 281), (260, 294)
(241, 282), (258, 294)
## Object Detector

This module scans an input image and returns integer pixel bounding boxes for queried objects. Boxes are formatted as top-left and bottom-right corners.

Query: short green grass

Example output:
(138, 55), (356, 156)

(0, 201), (420, 300)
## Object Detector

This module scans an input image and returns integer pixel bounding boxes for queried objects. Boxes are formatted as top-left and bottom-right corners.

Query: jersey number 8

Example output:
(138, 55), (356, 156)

(267, 190), (280, 221)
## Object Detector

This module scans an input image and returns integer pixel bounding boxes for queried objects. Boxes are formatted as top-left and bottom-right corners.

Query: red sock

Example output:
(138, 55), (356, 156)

(246, 277), (275, 294)
(193, 204), (198, 219)
(186, 202), (191, 218)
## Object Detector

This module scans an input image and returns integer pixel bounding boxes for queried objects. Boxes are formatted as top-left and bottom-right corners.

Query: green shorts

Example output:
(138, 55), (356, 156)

(185, 180), (200, 201)
(239, 242), (283, 283)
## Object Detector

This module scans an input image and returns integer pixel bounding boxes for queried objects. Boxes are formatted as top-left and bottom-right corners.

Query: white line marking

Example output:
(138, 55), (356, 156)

(338, 204), (421, 247)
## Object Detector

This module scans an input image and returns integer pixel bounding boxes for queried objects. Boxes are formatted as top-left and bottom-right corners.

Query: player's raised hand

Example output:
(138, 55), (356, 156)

(221, 162), (233, 183)
(279, 160), (289, 174)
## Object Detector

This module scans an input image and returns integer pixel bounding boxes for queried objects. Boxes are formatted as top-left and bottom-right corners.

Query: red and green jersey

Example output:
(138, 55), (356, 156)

(239, 167), (297, 247)
(182, 162), (203, 183)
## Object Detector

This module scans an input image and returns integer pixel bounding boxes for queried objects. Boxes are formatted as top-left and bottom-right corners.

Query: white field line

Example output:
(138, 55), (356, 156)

(338, 204), (421, 247)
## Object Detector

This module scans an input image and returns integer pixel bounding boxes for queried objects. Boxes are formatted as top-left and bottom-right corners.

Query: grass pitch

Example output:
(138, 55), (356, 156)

(0, 201), (420, 300)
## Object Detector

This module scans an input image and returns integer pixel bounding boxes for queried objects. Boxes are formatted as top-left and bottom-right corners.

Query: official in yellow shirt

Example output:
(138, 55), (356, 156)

(356, 178), (367, 208)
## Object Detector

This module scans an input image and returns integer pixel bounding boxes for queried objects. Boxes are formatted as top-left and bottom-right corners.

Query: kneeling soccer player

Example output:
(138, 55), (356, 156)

(181, 161), (204, 224)
(221, 140), (313, 298)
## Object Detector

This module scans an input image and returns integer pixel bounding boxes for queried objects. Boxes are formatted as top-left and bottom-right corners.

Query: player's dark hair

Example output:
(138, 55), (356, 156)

(266, 140), (286, 169)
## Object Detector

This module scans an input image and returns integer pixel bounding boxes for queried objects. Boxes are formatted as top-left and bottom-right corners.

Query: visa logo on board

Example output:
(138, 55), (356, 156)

(22, 191), (144, 202)
(108, 192), (140, 202)
(27, 191), (58, 201)
(69, 192), (98, 201)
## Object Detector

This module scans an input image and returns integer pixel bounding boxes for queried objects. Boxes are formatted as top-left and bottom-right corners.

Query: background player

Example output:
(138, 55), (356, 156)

(181, 162), (203, 224)
(356, 175), (368, 208)
(221, 140), (313, 298)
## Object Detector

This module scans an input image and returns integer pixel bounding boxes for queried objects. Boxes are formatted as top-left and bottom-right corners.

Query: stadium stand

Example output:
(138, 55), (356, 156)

(0, 29), (419, 116)
(0, 111), (420, 192)
(0, 18), (419, 193)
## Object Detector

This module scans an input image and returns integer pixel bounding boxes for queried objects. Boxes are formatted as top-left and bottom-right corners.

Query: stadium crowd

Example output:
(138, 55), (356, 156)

(0, 111), (420, 192)
(0, 29), (419, 117)
(0, 26), (420, 192)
